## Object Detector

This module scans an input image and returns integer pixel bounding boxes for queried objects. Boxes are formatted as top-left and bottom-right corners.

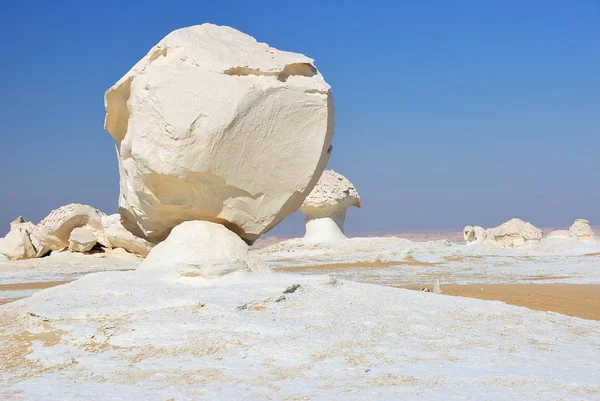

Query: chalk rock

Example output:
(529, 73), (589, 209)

(463, 226), (488, 244)
(138, 220), (270, 277)
(299, 170), (360, 243)
(546, 230), (577, 239)
(0, 253), (7, 262)
(68, 227), (97, 253)
(31, 204), (105, 255)
(105, 24), (334, 244)
(101, 214), (154, 256)
(489, 218), (542, 247)
(569, 219), (597, 243)
(0, 217), (37, 260)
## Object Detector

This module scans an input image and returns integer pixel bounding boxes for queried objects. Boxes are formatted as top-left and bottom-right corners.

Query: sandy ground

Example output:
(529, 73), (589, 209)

(402, 284), (600, 321)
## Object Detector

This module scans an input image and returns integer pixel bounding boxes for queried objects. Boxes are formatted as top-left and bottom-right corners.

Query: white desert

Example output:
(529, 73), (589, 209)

(1, 23), (600, 401)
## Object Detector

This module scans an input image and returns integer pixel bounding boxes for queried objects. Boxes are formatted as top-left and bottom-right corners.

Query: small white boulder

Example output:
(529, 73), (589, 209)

(463, 226), (488, 244)
(68, 227), (98, 253)
(299, 170), (360, 243)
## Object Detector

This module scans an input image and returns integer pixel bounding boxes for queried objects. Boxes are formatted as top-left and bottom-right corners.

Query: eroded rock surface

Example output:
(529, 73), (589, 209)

(105, 24), (335, 244)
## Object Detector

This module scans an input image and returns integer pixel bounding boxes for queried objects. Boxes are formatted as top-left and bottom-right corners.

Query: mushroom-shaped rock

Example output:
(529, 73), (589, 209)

(0, 217), (37, 260)
(68, 227), (97, 253)
(138, 221), (270, 277)
(489, 218), (543, 247)
(569, 219), (597, 243)
(298, 170), (360, 243)
(101, 214), (154, 257)
(105, 24), (334, 244)
(463, 226), (488, 244)
(31, 204), (105, 255)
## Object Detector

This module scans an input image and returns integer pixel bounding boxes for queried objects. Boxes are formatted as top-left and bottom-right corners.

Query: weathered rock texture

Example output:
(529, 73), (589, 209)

(569, 219), (597, 243)
(68, 227), (98, 253)
(138, 220), (269, 277)
(101, 214), (154, 257)
(0, 217), (37, 260)
(299, 170), (360, 243)
(104, 24), (335, 244)
(31, 204), (105, 255)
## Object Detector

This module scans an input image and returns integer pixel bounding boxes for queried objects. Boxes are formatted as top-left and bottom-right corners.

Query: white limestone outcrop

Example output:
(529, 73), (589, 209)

(298, 170), (360, 243)
(104, 24), (334, 244)
(31, 204), (105, 255)
(0, 217), (37, 260)
(569, 219), (597, 243)
(101, 214), (154, 257)
(68, 227), (98, 253)
(463, 218), (542, 248)
(488, 218), (543, 247)
(138, 220), (270, 277)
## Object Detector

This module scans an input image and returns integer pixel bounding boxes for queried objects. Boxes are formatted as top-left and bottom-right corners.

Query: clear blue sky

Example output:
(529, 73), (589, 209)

(1, 0), (598, 237)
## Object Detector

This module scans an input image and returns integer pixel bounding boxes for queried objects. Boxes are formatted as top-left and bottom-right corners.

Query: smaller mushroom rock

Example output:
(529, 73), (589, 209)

(137, 221), (269, 277)
(101, 214), (154, 257)
(569, 219), (597, 243)
(299, 170), (360, 243)
(0, 217), (37, 260)
(68, 227), (98, 253)
(0, 253), (7, 263)
(31, 204), (105, 254)
(463, 226), (488, 244)
(489, 218), (542, 247)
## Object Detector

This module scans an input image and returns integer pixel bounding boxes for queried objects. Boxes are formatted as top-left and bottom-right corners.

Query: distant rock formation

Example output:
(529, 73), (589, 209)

(299, 170), (360, 243)
(464, 218), (542, 248)
(0, 205), (154, 261)
(569, 219), (597, 243)
(104, 24), (334, 244)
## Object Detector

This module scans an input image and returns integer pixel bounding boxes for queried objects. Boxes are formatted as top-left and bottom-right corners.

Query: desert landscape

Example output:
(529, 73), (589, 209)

(1, 10), (599, 401)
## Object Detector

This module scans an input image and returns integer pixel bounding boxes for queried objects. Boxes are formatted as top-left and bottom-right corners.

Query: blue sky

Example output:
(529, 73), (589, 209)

(1, 0), (598, 237)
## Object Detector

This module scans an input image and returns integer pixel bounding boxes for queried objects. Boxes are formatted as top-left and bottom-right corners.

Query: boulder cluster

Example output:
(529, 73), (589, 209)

(464, 218), (598, 248)
(0, 204), (153, 261)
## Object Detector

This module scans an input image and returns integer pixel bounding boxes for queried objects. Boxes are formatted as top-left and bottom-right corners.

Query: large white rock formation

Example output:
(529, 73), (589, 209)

(0, 217), (37, 260)
(138, 220), (270, 277)
(298, 170), (360, 243)
(105, 23), (335, 244)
